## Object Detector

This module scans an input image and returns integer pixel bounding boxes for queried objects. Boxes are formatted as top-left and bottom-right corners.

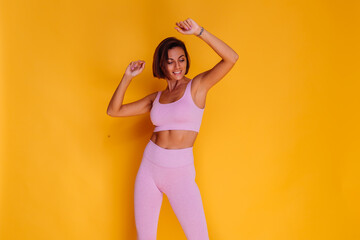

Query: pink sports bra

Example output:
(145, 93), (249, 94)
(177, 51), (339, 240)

(150, 78), (205, 133)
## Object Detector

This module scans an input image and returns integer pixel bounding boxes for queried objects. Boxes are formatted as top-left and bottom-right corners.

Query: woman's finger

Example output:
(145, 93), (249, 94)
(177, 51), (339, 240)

(175, 26), (184, 34)
(136, 60), (142, 68)
(179, 21), (187, 30)
(186, 19), (192, 27)
(176, 22), (183, 31)
(135, 61), (142, 70)
(184, 21), (191, 30)
(184, 20), (191, 29)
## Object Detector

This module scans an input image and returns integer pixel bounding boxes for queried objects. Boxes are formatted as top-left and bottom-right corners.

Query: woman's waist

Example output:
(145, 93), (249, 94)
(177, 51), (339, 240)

(143, 139), (194, 168)
(150, 130), (198, 149)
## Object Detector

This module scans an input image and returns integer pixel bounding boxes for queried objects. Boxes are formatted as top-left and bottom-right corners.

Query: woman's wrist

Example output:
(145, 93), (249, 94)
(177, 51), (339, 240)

(122, 73), (133, 82)
(195, 26), (204, 37)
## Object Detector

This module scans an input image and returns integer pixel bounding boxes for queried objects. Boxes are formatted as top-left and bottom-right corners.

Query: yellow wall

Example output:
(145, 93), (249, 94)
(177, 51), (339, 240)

(1, 0), (359, 239)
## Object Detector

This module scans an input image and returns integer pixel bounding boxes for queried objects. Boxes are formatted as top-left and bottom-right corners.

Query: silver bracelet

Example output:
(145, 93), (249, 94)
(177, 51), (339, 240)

(197, 27), (204, 36)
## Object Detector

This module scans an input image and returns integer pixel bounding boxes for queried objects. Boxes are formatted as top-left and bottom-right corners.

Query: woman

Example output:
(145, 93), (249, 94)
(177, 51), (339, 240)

(107, 18), (238, 240)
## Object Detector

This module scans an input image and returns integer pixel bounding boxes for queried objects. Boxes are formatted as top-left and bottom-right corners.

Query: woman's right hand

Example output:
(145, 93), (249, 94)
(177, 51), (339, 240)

(125, 60), (146, 78)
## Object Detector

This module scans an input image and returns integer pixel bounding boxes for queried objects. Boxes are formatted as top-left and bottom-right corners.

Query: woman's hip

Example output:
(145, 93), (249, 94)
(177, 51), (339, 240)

(142, 140), (194, 168)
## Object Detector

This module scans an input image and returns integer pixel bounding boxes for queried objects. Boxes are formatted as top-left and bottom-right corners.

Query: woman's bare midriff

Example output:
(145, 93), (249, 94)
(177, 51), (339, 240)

(150, 130), (198, 149)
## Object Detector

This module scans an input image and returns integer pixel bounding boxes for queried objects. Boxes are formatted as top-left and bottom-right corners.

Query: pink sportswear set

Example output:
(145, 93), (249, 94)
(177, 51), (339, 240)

(134, 78), (210, 239)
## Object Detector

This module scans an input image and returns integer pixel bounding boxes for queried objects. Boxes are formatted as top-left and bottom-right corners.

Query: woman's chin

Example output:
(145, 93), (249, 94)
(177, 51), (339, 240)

(177, 73), (187, 79)
(168, 75), (184, 81)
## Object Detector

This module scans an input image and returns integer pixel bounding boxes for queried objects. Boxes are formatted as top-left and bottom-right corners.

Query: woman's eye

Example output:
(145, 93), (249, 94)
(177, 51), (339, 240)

(167, 59), (184, 64)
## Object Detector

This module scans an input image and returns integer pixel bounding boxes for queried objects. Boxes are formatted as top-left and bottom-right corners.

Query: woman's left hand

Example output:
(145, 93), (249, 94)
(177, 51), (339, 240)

(175, 18), (201, 35)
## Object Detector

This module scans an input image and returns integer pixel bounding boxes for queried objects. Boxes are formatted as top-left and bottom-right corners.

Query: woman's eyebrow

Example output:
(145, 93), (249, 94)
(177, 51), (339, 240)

(167, 55), (185, 60)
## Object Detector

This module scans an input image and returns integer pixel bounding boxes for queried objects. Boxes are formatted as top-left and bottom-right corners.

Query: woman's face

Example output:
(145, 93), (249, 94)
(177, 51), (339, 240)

(165, 47), (187, 80)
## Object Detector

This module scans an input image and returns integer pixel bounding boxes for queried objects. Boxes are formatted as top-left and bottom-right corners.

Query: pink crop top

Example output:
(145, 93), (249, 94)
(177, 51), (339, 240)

(150, 79), (205, 132)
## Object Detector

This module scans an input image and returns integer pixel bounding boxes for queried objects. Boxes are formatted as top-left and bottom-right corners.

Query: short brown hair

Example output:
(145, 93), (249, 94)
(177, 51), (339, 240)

(153, 37), (190, 79)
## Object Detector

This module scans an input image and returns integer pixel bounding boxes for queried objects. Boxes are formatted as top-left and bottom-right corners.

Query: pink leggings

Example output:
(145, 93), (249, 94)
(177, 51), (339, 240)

(134, 140), (209, 240)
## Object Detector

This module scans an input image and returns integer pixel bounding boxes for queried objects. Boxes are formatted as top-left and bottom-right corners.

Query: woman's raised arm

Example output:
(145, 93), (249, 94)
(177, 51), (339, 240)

(175, 18), (239, 92)
(107, 60), (156, 117)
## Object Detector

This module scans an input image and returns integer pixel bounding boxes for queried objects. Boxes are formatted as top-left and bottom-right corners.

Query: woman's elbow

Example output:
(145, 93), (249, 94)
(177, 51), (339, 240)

(107, 108), (120, 117)
(226, 53), (239, 65)
(232, 53), (239, 63)
(106, 109), (114, 117)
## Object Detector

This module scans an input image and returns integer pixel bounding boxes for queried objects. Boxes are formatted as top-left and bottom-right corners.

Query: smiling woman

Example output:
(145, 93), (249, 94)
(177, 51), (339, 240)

(106, 17), (238, 240)
(152, 37), (191, 81)
(165, 47), (186, 79)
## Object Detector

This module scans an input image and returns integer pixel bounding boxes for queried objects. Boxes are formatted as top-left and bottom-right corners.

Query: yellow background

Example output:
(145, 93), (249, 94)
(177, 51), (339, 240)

(1, 0), (359, 239)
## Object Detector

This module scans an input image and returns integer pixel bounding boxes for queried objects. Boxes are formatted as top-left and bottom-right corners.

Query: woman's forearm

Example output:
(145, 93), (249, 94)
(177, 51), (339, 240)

(107, 74), (133, 115)
(196, 28), (239, 63)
